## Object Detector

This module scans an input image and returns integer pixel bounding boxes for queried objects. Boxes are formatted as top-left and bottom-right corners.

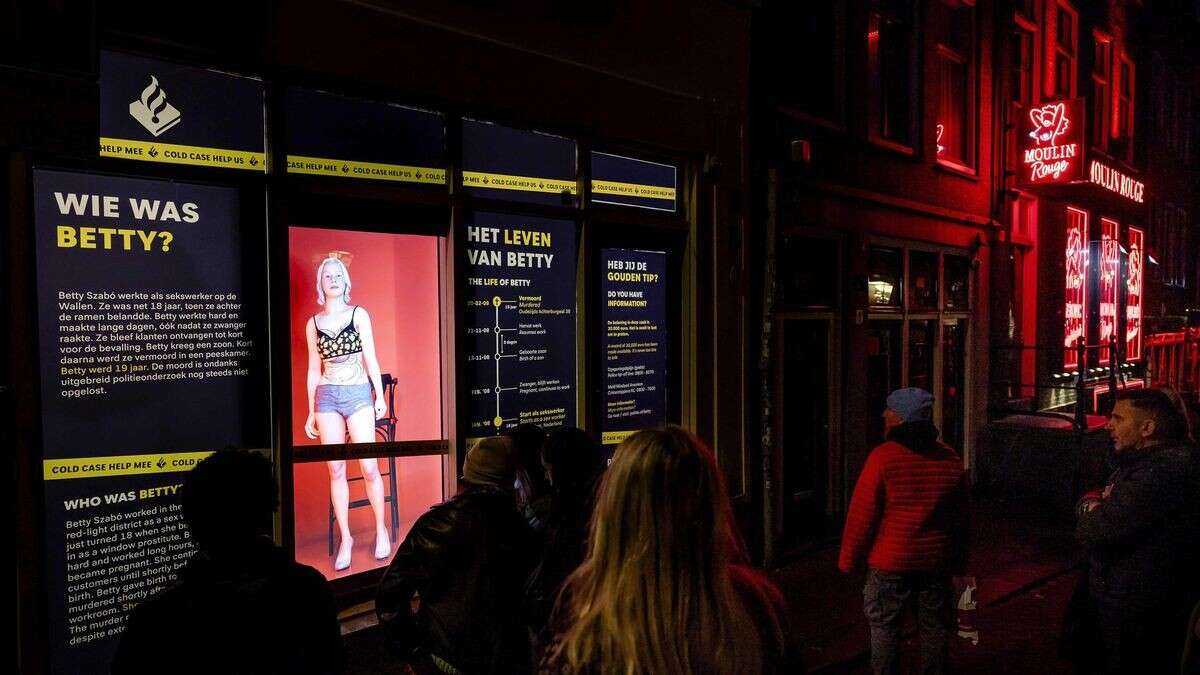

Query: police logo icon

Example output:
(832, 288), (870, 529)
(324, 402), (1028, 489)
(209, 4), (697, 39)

(129, 75), (182, 137)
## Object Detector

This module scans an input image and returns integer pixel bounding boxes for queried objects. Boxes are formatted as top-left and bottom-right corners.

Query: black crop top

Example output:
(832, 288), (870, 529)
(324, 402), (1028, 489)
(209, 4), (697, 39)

(315, 307), (363, 360)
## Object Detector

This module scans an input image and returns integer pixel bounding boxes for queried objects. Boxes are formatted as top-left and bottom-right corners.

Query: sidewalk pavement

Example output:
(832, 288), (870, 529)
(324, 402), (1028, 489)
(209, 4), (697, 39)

(771, 498), (1082, 673)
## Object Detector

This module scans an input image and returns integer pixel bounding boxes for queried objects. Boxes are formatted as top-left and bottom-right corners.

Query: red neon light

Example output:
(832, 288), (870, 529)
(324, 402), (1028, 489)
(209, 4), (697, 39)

(1029, 102), (1070, 144)
(1019, 99), (1086, 185)
(936, 124), (945, 155)
(1089, 160), (1145, 203)
(1064, 207), (1088, 369)
(1099, 218), (1119, 364)
(1126, 226), (1144, 361)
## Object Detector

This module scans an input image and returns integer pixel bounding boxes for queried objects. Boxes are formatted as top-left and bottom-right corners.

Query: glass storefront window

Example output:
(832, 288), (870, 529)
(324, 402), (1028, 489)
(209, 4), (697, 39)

(944, 255), (970, 310)
(867, 321), (903, 447)
(908, 319), (937, 393)
(908, 250), (939, 310)
(868, 246), (903, 308)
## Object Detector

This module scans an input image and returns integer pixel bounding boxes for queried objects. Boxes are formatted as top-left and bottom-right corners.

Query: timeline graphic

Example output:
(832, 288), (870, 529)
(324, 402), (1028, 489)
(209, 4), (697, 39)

(461, 212), (576, 439)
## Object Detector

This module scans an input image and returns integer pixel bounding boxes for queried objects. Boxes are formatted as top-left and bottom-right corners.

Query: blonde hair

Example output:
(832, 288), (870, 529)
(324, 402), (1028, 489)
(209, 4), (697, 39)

(315, 257), (351, 305)
(543, 425), (781, 675)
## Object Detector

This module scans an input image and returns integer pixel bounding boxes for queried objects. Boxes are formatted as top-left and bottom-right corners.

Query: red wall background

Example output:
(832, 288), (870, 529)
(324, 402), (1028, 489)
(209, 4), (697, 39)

(287, 226), (446, 579)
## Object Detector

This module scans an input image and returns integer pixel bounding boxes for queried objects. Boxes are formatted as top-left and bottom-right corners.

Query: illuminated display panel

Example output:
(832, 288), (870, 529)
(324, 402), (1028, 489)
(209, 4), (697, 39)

(1018, 98), (1086, 186)
(1098, 218), (1119, 364)
(1126, 226), (1144, 361)
(1064, 207), (1088, 369)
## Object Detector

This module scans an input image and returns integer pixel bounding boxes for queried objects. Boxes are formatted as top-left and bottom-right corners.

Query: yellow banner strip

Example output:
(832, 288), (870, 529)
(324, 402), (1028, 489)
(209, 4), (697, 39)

(286, 155), (447, 184)
(602, 430), (639, 445)
(44, 451), (214, 480)
(100, 137), (266, 171)
(462, 171), (578, 195)
(591, 179), (676, 201)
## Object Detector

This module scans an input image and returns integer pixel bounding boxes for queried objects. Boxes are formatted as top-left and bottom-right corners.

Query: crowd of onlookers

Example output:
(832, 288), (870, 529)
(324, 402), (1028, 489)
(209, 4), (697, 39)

(109, 386), (1200, 674)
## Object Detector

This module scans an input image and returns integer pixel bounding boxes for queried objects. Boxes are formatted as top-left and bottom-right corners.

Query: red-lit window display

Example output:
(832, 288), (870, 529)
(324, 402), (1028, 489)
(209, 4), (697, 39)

(1126, 226), (1144, 362)
(1019, 98), (1086, 185)
(1064, 207), (1088, 369)
(1098, 218), (1119, 364)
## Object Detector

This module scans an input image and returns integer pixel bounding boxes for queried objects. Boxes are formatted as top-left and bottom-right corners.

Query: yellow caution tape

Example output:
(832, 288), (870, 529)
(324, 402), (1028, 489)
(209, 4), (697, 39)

(591, 180), (675, 201)
(99, 137), (265, 171)
(462, 171), (578, 195)
(286, 155), (446, 184)
(44, 451), (214, 480)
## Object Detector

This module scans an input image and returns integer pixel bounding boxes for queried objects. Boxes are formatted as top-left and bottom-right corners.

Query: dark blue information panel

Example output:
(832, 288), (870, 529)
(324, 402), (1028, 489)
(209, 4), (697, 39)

(461, 119), (577, 206)
(591, 152), (677, 212)
(99, 51), (265, 170)
(285, 88), (446, 185)
(461, 212), (576, 439)
(600, 249), (668, 445)
(33, 169), (268, 674)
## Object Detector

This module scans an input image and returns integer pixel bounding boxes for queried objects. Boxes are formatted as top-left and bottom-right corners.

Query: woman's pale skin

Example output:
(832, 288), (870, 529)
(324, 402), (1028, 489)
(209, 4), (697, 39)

(304, 260), (391, 568)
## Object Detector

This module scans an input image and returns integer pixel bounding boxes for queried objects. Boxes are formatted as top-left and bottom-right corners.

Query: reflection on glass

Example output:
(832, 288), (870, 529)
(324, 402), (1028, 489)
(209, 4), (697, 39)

(868, 246), (903, 308)
(867, 321), (903, 447)
(942, 319), (968, 450)
(908, 250), (939, 310)
(908, 320), (936, 393)
(945, 255), (970, 310)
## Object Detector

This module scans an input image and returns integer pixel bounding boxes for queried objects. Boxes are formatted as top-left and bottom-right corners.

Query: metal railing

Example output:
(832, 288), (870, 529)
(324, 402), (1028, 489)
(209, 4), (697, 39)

(1145, 328), (1200, 401)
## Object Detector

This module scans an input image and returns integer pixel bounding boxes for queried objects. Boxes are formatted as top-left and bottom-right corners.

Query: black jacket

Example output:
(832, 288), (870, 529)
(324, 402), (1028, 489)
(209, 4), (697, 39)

(377, 485), (538, 675)
(1077, 442), (1200, 612)
(111, 537), (342, 675)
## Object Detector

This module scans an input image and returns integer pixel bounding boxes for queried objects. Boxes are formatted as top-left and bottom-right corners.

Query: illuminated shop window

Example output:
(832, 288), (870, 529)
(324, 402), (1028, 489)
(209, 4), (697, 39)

(1063, 206), (1088, 370)
(1126, 226), (1143, 362)
(1098, 218), (1119, 364)
(868, 245), (903, 308)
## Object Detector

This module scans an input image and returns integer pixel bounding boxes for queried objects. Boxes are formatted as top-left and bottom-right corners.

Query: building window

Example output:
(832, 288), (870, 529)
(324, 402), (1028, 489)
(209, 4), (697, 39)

(933, 0), (976, 168)
(775, 1), (846, 124)
(868, 245), (903, 308)
(1064, 206), (1087, 370)
(867, 0), (916, 147)
(1098, 218), (1119, 364)
(1012, 27), (1037, 106)
(1045, 1), (1077, 98)
(1112, 53), (1135, 162)
(908, 250), (939, 310)
(1091, 33), (1111, 151)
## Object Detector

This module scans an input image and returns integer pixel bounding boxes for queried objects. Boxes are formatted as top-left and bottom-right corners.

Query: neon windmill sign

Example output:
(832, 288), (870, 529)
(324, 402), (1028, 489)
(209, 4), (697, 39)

(1018, 98), (1086, 186)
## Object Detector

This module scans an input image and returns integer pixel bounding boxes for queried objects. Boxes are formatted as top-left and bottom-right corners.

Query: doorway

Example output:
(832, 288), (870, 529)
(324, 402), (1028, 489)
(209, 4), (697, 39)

(774, 316), (837, 546)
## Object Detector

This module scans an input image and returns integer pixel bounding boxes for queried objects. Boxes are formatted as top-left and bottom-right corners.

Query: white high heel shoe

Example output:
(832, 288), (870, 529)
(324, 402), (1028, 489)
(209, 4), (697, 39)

(334, 535), (353, 571)
(374, 530), (391, 560)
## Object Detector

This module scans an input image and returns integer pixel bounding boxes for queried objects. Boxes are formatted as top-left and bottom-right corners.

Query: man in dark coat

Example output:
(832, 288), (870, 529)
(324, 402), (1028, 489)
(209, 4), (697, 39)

(111, 450), (342, 675)
(377, 436), (538, 675)
(1077, 388), (1200, 674)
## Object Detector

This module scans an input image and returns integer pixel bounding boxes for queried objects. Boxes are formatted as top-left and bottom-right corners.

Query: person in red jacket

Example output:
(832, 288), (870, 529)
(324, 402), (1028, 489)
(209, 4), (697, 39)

(838, 387), (969, 675)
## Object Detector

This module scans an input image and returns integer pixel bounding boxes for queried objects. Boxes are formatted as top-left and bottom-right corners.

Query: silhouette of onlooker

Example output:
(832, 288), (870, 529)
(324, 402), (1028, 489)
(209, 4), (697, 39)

(377, 436), (538, 674)
(111, 450), (342, 675)
(524, 427), (607, 636)
(539, 425), (801, 674)
(838, 387), (969, 675)
(1076, 388), (1200, 673)
(508, 423), (551, 534)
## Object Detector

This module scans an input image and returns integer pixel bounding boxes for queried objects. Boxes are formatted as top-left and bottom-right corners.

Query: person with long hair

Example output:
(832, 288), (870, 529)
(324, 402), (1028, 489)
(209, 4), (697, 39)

(540, 425), (800, 674)
(303, 254), (392, 571)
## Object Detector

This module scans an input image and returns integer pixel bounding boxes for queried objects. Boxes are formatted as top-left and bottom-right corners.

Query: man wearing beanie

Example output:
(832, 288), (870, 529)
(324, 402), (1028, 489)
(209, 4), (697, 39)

(838, 388), (969, 675)
(378, 436), (537, 674)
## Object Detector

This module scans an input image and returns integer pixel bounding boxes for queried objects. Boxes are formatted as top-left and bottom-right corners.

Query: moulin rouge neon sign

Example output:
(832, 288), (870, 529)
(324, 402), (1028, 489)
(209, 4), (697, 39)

(1019, 98), (1086, 186)
(1089, 161), (1145, 203)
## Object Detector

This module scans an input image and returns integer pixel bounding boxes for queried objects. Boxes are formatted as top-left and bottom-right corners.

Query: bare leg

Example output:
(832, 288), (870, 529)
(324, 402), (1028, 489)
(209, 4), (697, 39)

(320, 412), (353, 570)
(347, 407), (391, 558)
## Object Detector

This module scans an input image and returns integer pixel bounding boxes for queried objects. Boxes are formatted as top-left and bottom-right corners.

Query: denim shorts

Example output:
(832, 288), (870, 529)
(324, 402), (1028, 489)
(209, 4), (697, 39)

(315, 382), (373, 418)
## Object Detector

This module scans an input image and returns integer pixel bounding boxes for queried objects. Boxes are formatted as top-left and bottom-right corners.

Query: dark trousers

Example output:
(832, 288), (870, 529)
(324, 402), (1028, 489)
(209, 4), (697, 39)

(1094, 597), (1191, 674)
(863, 568), (954, 675)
